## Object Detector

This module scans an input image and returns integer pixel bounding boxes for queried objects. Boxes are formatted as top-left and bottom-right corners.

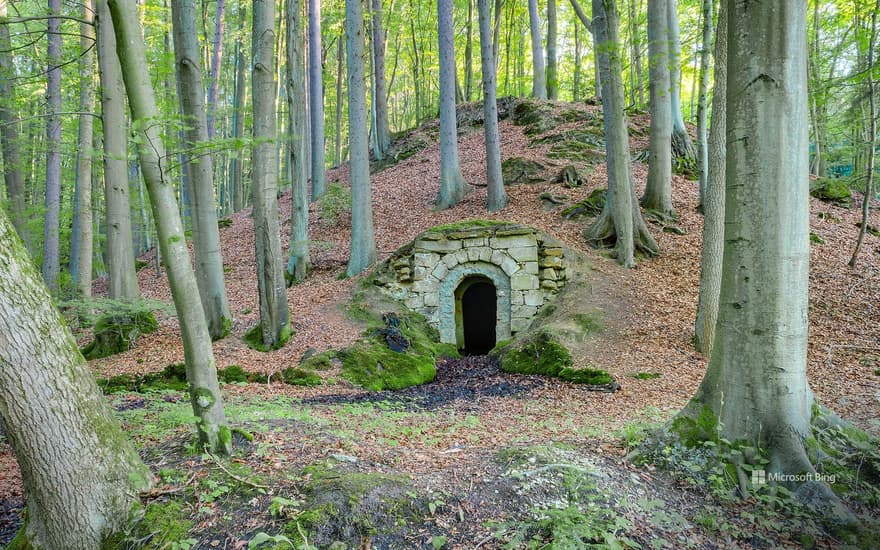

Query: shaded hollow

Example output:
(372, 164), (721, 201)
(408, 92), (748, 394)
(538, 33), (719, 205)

(456, 277), (497, 355)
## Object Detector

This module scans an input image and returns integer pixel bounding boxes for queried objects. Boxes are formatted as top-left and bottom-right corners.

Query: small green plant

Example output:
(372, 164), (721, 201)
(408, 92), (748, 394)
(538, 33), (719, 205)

(269, 496), (303, 518)
(248, 532), (295, 549)
(632, 372), (662, 380)
(318, 183), (352, 225)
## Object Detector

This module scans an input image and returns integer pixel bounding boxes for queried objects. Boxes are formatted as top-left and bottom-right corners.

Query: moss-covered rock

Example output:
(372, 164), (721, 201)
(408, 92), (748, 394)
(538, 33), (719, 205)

(279, 367), (322, 387)
(561, 189), (607, 220)
(511, 100), (558, 135)
(243, 322), (293, 352)
(811, 177), (852, 205)
(218, 365), (248, 383)
(286, 460), (429, 548)
(498, 331), (617, 390)
(501, 157), (545, 186)
(339, 340), (437, 391)
(81, 310), (158, 360)
(555, 165), (593, 188)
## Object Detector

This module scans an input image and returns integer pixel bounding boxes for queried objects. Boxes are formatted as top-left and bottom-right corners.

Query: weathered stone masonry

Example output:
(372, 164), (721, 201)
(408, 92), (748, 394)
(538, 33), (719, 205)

(375, 223), (567, 348)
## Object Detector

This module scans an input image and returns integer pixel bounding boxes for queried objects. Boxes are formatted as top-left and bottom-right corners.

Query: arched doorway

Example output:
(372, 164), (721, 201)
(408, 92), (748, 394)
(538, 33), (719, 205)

(454, 276), (497, 354)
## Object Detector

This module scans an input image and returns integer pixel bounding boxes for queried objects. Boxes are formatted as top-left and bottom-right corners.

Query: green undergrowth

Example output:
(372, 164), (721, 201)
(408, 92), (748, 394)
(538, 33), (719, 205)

(335, 284), (458, 391)
(243, 322), (294, 352)
(81, 309), (160, 360)
(493, 331), (614, 386)
(810, 177), (852, 206)
(317, 183), (352, 226)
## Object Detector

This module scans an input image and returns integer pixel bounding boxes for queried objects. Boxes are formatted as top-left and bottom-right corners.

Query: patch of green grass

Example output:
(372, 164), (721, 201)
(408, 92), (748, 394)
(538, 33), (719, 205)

(632, 372), (662, 380)
(279, 367), (322, 387)
(810, 232), (825, 245)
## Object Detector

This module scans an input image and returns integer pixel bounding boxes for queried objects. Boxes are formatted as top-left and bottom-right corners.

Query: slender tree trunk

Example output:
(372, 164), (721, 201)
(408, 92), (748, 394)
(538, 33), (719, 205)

(849, 3), (878, 268)
(568, 0), (598, 100)
(573, 23), (581, 102)
(478, 0), (506, 211)
(71, 0), (96, 297)
(97, 0), (139, 301)
(465, 0), (474, 101)
(251, 0), (292, 347)
(41, 0), (63, 292)
(371, 0), (391, 157)
(436, 0), (468, 209)
(309, 0), (326, 199)
(171, 0), (233, 340)
(346, 0), (377, 276)
(695, 0), (713, 209)
(0, 1), (28, 247)
(492, 0), (502, 70)
(231, 5), (247, 212)
(108, 0), (232, 454)
(408, 11), (421, 125)
(206, 0), (225, 139)
(287, 0), (312, 282)
(681, 4), (841, 510)
(667, 0), (696, 160)
(694, 0), (726, 356)
(527, 0), (546, 99)
(0, 209), (151, 550)
(629, 0), (644, 108)
(641, 0), (674, 217)
(335, 35), (344, 166)
(585, 0), (657, 267)
(546, 0), (558, 99)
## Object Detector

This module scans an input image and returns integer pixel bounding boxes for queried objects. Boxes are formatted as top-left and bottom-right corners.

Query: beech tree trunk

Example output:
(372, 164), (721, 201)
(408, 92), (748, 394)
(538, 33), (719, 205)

(465, 0), (474, 101)
(667, 0), (696, 160)
(0, 1), (28, 247)
(108, 0), (232, 454)
(628, 0), (644, 108)
(371, 0), (391, 157)
(335, 35), (344, 165)
(171, 0), (232, 341)
(546, 0), (558, 99)
(0, 207), (151, 549)
(250, 0), (292, 346)
(309, 0), (326, 199)
(96, 0), (139, 301)
(693, 0), (726, 356)
(640, 0), (674, 217)
(231, 5), (247, 213)
(346, 0), (377, 276)
(585, 0), (657, 268)
(71, 0), (96, 297)
(527, 0), (546, 99)
(696, 0), (713, 208)
(287, 0), (312, 282)
(478, 0), (506, 211)
(41, 0), (62, 292)
(206, 0), (225, 140)
(436, 0), (468, 210)
(682, 4), (847, 516)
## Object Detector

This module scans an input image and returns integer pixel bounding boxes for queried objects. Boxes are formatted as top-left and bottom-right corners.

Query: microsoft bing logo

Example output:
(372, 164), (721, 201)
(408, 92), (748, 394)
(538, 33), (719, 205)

(751, 469), (767, 485)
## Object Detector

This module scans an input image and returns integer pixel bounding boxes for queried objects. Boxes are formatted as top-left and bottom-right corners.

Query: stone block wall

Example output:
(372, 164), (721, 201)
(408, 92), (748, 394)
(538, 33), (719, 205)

(375, 223), (567, 346)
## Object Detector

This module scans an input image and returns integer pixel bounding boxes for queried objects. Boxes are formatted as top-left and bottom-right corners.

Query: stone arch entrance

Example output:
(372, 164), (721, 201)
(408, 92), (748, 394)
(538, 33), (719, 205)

(455, 276), (497, 354)
(438, 262), (511, 348)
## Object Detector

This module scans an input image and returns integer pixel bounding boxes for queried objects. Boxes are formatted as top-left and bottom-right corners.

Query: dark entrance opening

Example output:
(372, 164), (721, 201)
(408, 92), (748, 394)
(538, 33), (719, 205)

(457, 278), (497, 355)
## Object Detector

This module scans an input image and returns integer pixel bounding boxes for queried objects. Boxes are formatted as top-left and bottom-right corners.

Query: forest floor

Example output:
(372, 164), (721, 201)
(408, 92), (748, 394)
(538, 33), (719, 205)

(1, 99), (879, 548)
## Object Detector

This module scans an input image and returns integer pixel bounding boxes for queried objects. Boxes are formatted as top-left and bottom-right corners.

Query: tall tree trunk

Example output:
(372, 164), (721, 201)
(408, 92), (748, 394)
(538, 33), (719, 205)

(680, 4), (847, 514)
(585, 0), (658, 267)
(171, 0), (233, 341)
(693, 0), (726, 356)
(849, 2), (878, 268)
(309, 0), (326, 199)
(96, 0), (140, 301)
(478, 0), (506, 211)
(0, 1), (28, 247)
(287, 0), (312, 282)
(231, 5), (247, 212)
(568, 0), (598, 99)
(335, 35), (344, 165)
(695, 0), (713, 209)
(71, 0), (96, 297)
(667, 0), (696, 161)
(206, 0), (225, 139)
(436, 0), (468, 210)
(546, 0), (558, 99)
(640, 0), (674, 217)
(629, 0), (644, 108)
(465, 0), (474, 101)
(0, 209), (151, 550)
(108, 0), (232, 454)
(41, 0), (63, 292)
(251, 0), (292, 347)
(527, 0), (546, 99)
(573, 22), (581, 101)
(371, 0), (391, 157)
(492, 0), (502, 70)
(346, 0), (377, 276)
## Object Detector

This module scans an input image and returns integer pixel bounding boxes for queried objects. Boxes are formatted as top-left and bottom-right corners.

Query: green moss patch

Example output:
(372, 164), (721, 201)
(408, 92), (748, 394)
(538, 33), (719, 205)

(498, 331), (616, 389)
(129, 500), (193, 550)
(243, 322), (293, 352)
(810, 177), (852, 206)
(218, 365), (248, 383)
(501, 157), (545, 185)
(339, 340), (438, 391)
(81, 309), (158, 360)
(810, 232), (826, 245)
(279, 367), (322, 387)
(561, 188), (606, 220)
(632, 372), (662, 380)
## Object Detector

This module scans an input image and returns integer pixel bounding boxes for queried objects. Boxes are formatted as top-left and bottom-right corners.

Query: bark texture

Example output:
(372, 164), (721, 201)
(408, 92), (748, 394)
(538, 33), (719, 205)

(695, 0), (713, 208)
(251, 0), (292, 346)
(667, 0), (696, 160)
(231, 5), (247, 213)
(371, 0), (390, 157)
(585, 0), (657, 267)
(41, 0), (63, 291)
(346, 0), (377, 276)
(546, 0), (558, 99)
(287, 0), (312, 282)
(96, 0), (139, 301)
(693, 1), (726, 356)
(0, 207), (151, 549)
(478, 0), (506, 211)
(436, 0), (467, 209)
(171, 0), (233, 340)
(527, 0), (546, 99)
(108, 0), (232, 454)
(308, 0), (326, 199)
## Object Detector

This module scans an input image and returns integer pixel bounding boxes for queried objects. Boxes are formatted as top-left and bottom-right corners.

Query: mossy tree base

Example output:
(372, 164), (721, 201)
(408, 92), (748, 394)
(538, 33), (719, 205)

(80, 310), (158, 360)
